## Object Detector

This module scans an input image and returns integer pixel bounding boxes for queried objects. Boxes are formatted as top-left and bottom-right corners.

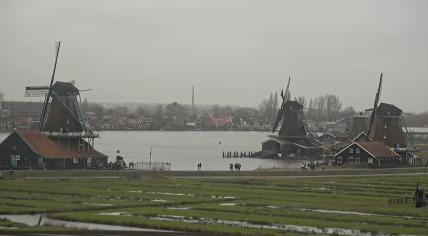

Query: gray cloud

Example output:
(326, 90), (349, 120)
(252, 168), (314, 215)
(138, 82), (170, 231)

(0, 0), (427, 112)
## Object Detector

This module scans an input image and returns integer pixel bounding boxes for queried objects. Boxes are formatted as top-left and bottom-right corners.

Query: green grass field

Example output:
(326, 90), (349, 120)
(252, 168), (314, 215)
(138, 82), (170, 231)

(0, 171), (427, 235)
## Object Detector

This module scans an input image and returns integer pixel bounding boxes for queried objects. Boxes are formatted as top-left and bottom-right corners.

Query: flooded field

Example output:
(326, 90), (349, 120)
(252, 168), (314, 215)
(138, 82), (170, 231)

(0, 173), (427, 235)
(0, 214), (170, 232)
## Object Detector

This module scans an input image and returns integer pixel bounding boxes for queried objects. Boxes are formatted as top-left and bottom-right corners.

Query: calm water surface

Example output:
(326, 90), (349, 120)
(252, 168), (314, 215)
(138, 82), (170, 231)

(0, 131), (293, 171)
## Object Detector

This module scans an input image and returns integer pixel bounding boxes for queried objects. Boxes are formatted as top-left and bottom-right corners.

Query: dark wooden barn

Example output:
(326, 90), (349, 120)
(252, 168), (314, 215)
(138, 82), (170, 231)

(334, 141), (401, 168)
(262, 135), (322, 158)
(0, 129), (107, 170)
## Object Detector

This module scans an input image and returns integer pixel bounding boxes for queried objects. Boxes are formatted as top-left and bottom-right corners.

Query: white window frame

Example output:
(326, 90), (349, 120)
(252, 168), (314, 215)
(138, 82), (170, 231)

(355, 158), (360, 165)
(337, 156), (342, 164)
(348, 157), (354, 164)
(348, 147), (353, 154)
(87, 158), (92, 163)
(368, 158), (373, 164)
(73, 158), (79, 164)
(355, 147), (360, 154)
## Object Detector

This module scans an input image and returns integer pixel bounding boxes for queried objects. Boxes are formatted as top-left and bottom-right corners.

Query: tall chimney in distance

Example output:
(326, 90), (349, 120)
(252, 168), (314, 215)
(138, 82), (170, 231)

(192, 85), (195, 110)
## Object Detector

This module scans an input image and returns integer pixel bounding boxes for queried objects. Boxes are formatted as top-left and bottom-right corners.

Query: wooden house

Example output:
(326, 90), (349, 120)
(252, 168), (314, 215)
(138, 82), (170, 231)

(0, 129), (107, 170)
(334, 141), (401, 168)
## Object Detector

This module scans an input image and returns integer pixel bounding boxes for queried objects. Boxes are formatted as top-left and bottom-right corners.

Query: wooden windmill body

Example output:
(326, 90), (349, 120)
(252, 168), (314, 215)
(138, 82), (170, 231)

(262, 77), (322, 159)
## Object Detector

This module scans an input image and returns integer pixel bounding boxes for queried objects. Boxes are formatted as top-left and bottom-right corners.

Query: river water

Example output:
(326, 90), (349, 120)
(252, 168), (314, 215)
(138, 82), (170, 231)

(0, 131), (294, 171)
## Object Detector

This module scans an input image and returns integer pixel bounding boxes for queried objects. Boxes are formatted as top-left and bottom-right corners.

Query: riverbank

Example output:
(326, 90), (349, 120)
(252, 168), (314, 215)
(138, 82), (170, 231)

(1, 167), (427, 178)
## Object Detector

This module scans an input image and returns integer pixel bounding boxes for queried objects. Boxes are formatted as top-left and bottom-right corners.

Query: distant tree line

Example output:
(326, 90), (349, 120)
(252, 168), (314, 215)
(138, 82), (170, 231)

(81, 93), (427, 131)
(258, 92), (356, 124)
(403, 112), (428, 127)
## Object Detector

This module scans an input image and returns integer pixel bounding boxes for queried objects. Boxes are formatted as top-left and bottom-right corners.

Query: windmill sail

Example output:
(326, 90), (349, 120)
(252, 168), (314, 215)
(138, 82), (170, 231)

(272, 76), (291, 132)
(24, 86), (50, 97)
(366, 73), (382, 141)
(39, 41), (61, 131)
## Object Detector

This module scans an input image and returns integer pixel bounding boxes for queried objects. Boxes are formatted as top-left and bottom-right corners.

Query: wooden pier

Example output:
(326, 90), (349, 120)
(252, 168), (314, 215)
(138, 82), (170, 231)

(222, 151), (257, 158)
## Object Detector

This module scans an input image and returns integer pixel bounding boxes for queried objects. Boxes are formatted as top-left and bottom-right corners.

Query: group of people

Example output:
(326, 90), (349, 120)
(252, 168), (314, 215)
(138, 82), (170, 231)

(301, 161), (317, 171)
(196, 162), (242, 171)
(230, 163), (241, 171)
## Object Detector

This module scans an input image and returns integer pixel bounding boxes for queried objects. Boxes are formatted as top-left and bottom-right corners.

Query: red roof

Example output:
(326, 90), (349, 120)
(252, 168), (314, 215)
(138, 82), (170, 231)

(15, 129), (107, 159)
(356, 142), (399, 158)
(337, 141), (399, 159)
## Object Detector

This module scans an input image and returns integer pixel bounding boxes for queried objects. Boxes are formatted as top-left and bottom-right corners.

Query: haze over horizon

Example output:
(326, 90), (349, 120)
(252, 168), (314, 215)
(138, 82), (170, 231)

(1, 0), (427, 112)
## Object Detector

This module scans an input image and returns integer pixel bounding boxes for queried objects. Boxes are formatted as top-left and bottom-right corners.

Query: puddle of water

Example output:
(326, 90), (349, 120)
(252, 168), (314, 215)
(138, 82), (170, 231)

(0, 214), (171, 232)
(127, 190), (143, 193)
(167, 207), (192, 210)
(296, 208), (375, 216)
(150, 215), (199, 224)
(148, 192), (195, 197)
(219, 203), (238, 206)
(0, 214), (42, 226)
(83, 202), (114, 207)
(96, 212), (132, 216)
(263, 206), (428, 221)
(0, 226), (17, 230)
(211, 196), (236, 199)
(303, 187), (331, 191)
(151, 199), (168, 202)
(148, 214), (405, 236)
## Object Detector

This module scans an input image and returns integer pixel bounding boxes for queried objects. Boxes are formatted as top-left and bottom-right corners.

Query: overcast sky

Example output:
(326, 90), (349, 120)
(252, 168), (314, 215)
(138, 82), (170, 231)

(1, 0), (427, 112)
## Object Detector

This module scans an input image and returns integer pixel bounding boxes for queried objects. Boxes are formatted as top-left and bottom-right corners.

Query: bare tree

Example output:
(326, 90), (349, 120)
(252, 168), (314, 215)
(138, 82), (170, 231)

(259, 92), (280, 127)
(313, 96), (327, 122)
(325, 94), (342, 121)
(152, 104), (165, 128)
(135, 105), (148, 117)
(295, 96), (306, 108)
(340, 106), (356, 118)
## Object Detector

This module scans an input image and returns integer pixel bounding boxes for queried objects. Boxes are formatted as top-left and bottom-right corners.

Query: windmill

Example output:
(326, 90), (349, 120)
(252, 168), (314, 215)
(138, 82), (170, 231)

(25, 42), (91, 134)
(272, 77), (314, 139)
(262, 77), (322, 159)
(0, 42), (108, 170)
(366, 73), (415, 151)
